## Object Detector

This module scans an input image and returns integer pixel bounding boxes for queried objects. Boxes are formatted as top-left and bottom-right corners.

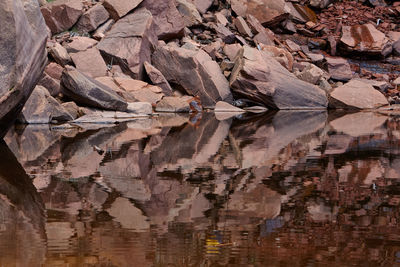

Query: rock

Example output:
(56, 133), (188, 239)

(230, 46), (328, 109)
(40, 0), (83, 34)
(62, 102), (79, 119)
(45, 62), (64, 81)
(329, 80), (389, 109)
(152, 44), (233, 108)
(234, 16), (253, 38)
(114, 77), (164, 104)
(155, 96), (193, 113)
(260, 45), (293, 71)
(177, 0), (202, 27)
(310, 0), (334, 8)
(246, 0), (288, 27)
(140, 0), (185, 40)
(340, 24), (390, 56)
(297, 64), (327, 85)
(215, 12), (229, 26)
(286, 39), (301, 52)
(97, 8), (157, 79)
(76, 4), (109, 32)
(70, 47), (108, 78)
(230, 0), (247, 17)
(127, 102), (153, 114)
(143, 61), (173, 96)
(394, 39), (400, 56)
(393, 77), (400, 86)
(354, 78), (390, 93)
(223, 43), (242, 61)
(18, 86), (73, 124)
(103, 0), (143, 20)
(93, 19), (115, 40)
(215, 101), (245, 112)
(38, 73), (61, 97)
(64, 36), (98, 53)
(61, 66), (128, 111)
(325, 57), (352, 82)
(213, 24), (236, 44)
(0, 0), (48, 136)
(330, 112), (387, 137)
(188, 0), (213, 14)
(49, 42), (72, 67)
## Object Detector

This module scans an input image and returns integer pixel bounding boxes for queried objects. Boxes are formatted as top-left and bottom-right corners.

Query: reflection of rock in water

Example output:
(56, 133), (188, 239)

(0, 140), (46, 266)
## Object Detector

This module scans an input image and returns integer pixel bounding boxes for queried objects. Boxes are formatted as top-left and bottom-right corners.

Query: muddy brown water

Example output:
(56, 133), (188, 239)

(2, 111), (400, 266)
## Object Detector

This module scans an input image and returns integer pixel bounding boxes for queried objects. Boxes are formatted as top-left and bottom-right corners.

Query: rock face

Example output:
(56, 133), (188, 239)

(97, 8), (157, 79)
(340, 24), (390, 55)
(61, 67), (128, 111)
(40, 0), (83, 34)
(140, 0), (185, 40)
(18, 86), (73, 124)
(152, 44), (233, 108)
(230, 46), (327, 109)
(0, 0), (48, 137)
(329, 80), (389, 109)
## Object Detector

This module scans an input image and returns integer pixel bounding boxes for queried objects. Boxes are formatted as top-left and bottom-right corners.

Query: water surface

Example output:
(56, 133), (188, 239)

(3, 110), (400, 266)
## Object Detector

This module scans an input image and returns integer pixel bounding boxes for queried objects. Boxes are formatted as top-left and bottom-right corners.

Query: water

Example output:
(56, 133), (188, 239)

(2, 110), (400, 266)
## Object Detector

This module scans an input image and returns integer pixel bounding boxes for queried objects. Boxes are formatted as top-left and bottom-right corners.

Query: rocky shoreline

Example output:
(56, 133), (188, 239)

(1, 0), (400, 131)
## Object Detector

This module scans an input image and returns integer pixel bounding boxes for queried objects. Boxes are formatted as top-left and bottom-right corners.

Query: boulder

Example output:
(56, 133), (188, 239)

(103, 0), (143, 20)
(0, 0), (48, 136)
(176, 0), (202, 27)
(140, 0), (185, 40)
(297, 64), (327, 85)
(234, 16), (253, 38)
(97, 8), (157, 79)
(152, 44), (233, 108)
(48, 42), (72, 67)
(76, 4), (109, 32)
(188, 0), (213, 13)
(18, 86), (73, 124)
(329, 80), (389, 109)
(230, 46), (328, 109)
(70, 47), (108, 78)
(61, 66), (128, 111)
(155, 96), (193, 113)
(340, 24), (390, 56)
(40, 0), (83, 34)
(246, 0), (288, 27)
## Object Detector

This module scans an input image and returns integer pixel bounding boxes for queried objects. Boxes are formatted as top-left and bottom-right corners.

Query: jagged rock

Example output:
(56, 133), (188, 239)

(64, 36), (98, 53)
(325, 57), (353, 82)
(176, 0), (202, 27)
(38, 73), (61, 97)
(49, 42), (72, 67)
(234, 16), (253, 38)
(188, 0), (213, 14)
(40, 0), (83, 34)
(93, 19), (115, 40)
(213, 24), (236, 44)
(155, 96), (193, 113)
(329, 80), (389, 109)
(215, 12), (229, 26)
(61, 66), (128, 111)
(103, 0), (143, 20)
(260, 45), (293, 71)
(70, 47), (108, 78)
(246, 0), (288, 27)
(62, 102), (79, 119)
(340, 24), (390, 56)
(76, 4), (109, 32)
(215, 101), (245, 112)
(114, 77), (164, 104)
(0, 0), (48, 136)
(97, 8), (157, 79)
(18, 86), (73, 124)
(143, 61), (173, 96)
(230, 46), (327, 109)
(152, 44), (233, 108)
(297, 64), (327, 85)
(223, 43), (242, 61)
(140, 0), (185, 40)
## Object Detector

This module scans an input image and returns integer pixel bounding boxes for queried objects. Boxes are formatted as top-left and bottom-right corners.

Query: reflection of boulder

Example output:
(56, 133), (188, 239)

(231, 111), (327, 168)
(0, 141), (46, 266)
(329, 112), (387, 137)
(151, 113), (231, 171)
(107, 197), (150, 231)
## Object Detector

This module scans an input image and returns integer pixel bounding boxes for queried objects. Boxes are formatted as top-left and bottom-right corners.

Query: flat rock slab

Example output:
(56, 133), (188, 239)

(329, 79), (389, 109)
(70, 47), (108, 78)
(41, 0), (83, 34)
(230, 46), (327, 109)
(97, 8), (157, 79)
(61, 66), (128, 111)
(152, 44), (232, 108)
(103, 0), (143, 20)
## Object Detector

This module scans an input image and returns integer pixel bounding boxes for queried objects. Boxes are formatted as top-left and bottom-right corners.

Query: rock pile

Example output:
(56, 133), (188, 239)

(8, 0), (400, 126)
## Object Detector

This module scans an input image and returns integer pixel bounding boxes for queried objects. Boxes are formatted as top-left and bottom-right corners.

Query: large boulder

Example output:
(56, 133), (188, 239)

(152, 44), (233, 108)
(97, 8), (157, 79)
(140, 0), (185, 40)
(61, 66), (128, 111)
(340, 24), (391, 56)
(329, 79), (389, 109)
(0, 0), (48, 137)
(40, 0), (83, 34)
(230, 46), (327, 109)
